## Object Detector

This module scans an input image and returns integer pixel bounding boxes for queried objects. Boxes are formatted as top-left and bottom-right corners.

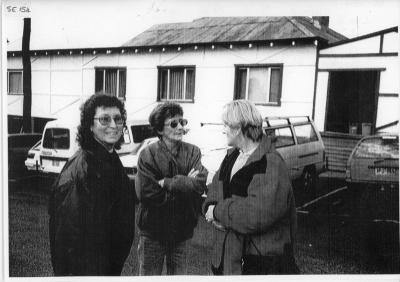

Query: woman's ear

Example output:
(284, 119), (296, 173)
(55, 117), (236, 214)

(156, 125), (163, 136)
(234, 127), (242, 137)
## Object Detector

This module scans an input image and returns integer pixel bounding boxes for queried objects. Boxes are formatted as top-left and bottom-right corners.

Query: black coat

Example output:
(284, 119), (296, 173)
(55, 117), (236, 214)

(48, 141), (135, 276)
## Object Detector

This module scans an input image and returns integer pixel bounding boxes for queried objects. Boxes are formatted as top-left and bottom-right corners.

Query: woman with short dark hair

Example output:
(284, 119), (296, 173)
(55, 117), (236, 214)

(48, 94), (135, 276)
(135, 101), (207, 275)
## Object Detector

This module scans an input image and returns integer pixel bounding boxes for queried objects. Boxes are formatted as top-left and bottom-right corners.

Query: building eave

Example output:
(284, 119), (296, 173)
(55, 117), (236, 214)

(7, 36), (325, 57)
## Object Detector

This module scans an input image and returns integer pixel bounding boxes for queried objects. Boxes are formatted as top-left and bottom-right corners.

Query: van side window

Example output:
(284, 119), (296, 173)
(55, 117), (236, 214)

(293, 124), (318, 144)
(131, 125), (157, 143)
(265, 126), (295, 148)
(121, 127), (131, 144)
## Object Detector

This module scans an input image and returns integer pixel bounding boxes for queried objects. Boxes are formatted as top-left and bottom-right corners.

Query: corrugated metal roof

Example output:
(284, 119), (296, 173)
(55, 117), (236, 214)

(122, 17), (347, 47)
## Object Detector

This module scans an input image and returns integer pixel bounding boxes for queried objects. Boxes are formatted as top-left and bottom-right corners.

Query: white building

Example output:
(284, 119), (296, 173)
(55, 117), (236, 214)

(7, 17), (346, 132)
(7, 17), (398, 135)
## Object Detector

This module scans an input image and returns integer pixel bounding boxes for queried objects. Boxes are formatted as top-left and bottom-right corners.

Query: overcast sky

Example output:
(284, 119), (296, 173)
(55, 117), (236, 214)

(4, 0), (399, 51)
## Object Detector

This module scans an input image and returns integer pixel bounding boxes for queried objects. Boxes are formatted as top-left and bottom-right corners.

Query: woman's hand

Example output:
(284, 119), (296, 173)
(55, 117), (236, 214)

(205, 205), (215, 222)
(188, 168), (199, 178)
(212, 220), (226, 231)
(206, 206), (226, 230)
(159, 168), (198, 187)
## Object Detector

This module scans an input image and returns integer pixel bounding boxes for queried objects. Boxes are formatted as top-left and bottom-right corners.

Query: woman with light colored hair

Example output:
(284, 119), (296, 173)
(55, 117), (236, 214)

(203, 99), (299, 275)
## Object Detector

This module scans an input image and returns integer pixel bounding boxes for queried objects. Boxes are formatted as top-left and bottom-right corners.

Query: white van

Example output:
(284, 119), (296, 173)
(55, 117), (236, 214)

(39, 118), (156, 175)
(264, 116), (326, 202)
(40, 118), (80, 174)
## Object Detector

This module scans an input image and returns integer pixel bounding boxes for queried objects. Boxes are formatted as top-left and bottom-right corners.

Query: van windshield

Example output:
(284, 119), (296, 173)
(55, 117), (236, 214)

(355, 137), (399, 159)
(131, 125), (156, 143)
(43, 128), (70, 149)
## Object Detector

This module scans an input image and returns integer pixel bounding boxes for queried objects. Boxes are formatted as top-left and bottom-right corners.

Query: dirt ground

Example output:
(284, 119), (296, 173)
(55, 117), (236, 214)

(7, 175), (399, 276)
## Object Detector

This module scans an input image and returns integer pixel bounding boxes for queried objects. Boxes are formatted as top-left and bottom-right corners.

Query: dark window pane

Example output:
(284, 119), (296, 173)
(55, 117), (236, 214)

(160, 69), (168, 100)
(95, 70), (104, 93)
(105, 69), (118, 96)
(43, 128), (70, 149)
(118, 70), (126, 99)
(169, 69), (184, 100)
(131, 125), (157, 143)
(8, 72), (23, 94)
(236, 68), (247, 100)
(185, 69), (195, 100)
(269, 68), (281, 103)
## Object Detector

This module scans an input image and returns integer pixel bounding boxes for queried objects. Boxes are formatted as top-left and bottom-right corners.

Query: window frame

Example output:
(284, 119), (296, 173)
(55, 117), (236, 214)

(7, 69), (23, 95)
(157, 65), (196, 103)
(264, 125), (296, 148)
(94, 67), (127, 100)
(233, 64), (283, 106)
(293, 122), (319, 145)
(42, 127), (71, 150)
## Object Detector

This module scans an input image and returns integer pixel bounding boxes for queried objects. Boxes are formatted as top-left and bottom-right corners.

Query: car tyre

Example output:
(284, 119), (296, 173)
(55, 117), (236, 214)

(295, 166), (317, 206)
(301, 165), (317, 201)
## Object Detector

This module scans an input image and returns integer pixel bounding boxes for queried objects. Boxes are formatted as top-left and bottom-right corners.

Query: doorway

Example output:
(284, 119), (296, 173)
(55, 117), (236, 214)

(325, 71), (379, 134)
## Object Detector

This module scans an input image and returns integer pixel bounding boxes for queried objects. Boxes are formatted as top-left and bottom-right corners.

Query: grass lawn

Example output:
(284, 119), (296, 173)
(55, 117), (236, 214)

(8, 177), (399, 276)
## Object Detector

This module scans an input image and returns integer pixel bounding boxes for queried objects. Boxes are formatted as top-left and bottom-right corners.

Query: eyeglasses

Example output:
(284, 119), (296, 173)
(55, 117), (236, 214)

(93, 115), (124, 126)
(165, 118), (188, 128)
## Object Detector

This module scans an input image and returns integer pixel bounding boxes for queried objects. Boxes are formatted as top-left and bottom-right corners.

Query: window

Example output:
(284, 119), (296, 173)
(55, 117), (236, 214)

(355, 137), (399, 159)
(266, 126), (295, 148)
(131, 125), (157, 143)
(158, 66), (195, 102)
(293, 124), (318, 144)
(95, 68), (126, 99)
(43, 128), (70, 150)
(121, 127), (131, 144)
(234, 65), (283, 105)
(7, 70), (23, 95)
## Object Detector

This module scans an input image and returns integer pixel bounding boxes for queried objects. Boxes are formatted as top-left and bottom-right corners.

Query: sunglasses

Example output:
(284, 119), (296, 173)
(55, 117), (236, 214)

(93, 115), (124, 126)
(165, 118), (188, 128)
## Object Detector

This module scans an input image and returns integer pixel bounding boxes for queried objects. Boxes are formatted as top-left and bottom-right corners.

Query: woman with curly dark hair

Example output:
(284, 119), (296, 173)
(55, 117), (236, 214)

(48, 94), (135, 276)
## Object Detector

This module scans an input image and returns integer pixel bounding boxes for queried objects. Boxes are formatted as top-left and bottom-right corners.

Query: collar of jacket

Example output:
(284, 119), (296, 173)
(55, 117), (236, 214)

(226, 134), (272, 166)
(158, 138), (182, 158)
(86, 138), (117, 163)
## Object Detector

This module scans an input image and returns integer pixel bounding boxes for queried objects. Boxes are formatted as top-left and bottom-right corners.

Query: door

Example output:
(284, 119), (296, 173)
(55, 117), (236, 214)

(325, 71), (379, 134)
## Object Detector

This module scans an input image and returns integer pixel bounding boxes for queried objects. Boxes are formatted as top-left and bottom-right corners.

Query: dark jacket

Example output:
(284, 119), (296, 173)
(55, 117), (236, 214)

(203, 135), (297, 274)
(135, 140), (207, 243)
(48, 140), (135, 276)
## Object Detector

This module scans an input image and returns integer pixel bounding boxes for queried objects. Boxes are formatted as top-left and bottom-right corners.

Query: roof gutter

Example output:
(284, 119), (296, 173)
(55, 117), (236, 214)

(7, 37), (328, 57)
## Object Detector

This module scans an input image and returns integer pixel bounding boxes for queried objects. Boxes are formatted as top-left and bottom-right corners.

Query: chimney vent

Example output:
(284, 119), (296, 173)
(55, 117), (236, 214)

(312, 17), (329, 31)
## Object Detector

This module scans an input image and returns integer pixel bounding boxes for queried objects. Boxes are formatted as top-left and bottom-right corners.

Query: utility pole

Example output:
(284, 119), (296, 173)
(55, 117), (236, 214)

(22, 17), (32, 132)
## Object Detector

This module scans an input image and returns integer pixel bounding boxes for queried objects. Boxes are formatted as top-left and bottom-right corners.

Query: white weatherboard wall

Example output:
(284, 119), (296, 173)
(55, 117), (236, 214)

(315, 29), (399, 133)
(7, 42), (318, 130)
